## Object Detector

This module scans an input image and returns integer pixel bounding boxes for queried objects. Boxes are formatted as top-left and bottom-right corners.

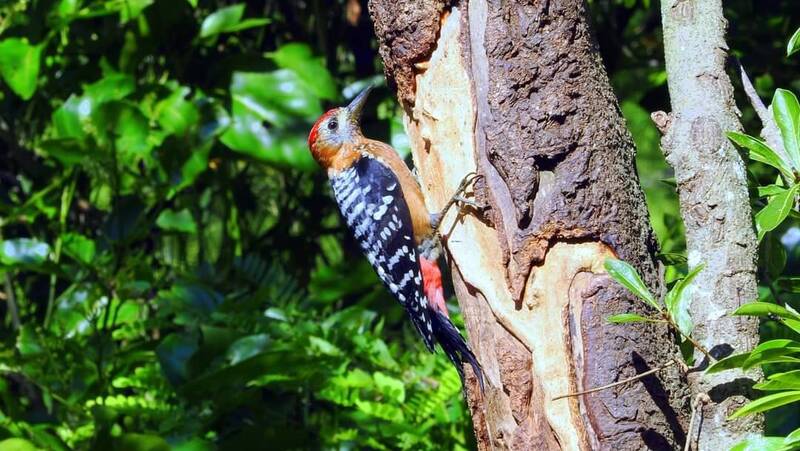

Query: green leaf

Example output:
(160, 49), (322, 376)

(1, 238), (50, 265)
(115, 433), (171, 451)
(37, 139), (88, 166)
(119, 0), (154, 23)
(787, 427), (800, 445)
(706, 352), (750, 374)
(743, 339), (800, 370)
(604, 258), (659, 310)
(755, 183), (800, 240)
(0, 438), (41, 451)
(226, 334), (270, 365)
(772, 89), (800, 170)
(0, 38), (43, 100)
(91, 101), (153, 163)
(373, 371), (405, 403)
(156, 332), (199, 385)
(268, 43), (337, 100)
(229, 70), (322, 125)
(84, 73), (136, 104)
(733, 302), (800, 322)
(220, 119), (316, 170)
(52, 95), (88, 140)
(729, 390), (800, 419)
(221, 70), (318, 170)
(199, 4), (269, 39)
(731, 436), (788, 451)
(758, 185), (788, 197)
(788, 27), (800, 57)
(664, 263), (704, 337)
(200, 4), (245, 38)
(606, 313), (654, 324)
(62, 232), (96, 265)
(156, 209), (197, 234)
(223, 18), (271, 33)
(155, 87), (199, 136)
(727, 132), (794, 180)
(16, 325), (44, 358)
(754, 370), (800, 391)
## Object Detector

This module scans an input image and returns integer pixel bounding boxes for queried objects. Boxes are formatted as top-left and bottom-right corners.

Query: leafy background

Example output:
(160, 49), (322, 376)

(0, 0), (798, 450)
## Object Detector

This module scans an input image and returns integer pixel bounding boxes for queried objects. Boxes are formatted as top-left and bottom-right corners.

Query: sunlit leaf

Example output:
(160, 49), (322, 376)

(772, 88), (800, 170)
(754, 183), (800, 240)
(742, 339), (800, 370)
(754, 370), (800, 391)
(226, 334), (270, 365)
(727, 131), (794, 180)
(706, 353), (751, 374)
(664, 263), (704, 337)
(1, 238), (50, 265)
(229, 70), (322, 125)
(729, 390), (800, 419)
(788, 27), (800, 56)
(155, 87), (199, 136)
(374, 371), (405, 403)
(156, 209), (197, 234)
(16, 325), (44, 358)
(119, 0), (154, 23)
(200, 4), (269, 39)
(268, 43), (337, 100)
(0, 38), (43, 100)
(604, 258), (659, 310)
(730, 436), (788, 451)
(62, 232), (96, 265)
(606, 313), (653, 324)
(0, 438), (40, 451)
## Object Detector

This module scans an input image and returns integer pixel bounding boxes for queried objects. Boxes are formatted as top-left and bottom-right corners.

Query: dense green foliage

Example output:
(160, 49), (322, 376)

(0, 0), (798, 450)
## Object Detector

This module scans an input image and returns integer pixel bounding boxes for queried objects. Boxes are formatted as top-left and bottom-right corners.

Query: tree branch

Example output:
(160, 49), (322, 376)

(552, 359), (678, 401)
(735, 59), (788, 164)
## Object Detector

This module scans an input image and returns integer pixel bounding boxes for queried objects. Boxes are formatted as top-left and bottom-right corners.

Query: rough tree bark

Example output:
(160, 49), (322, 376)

(655, 1), (763, 448)
(369, 0), (691, 449)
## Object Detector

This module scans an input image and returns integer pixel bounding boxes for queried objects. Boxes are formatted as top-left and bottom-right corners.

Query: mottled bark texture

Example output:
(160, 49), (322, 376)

(657, 1), (762, 448)
(369, 0), (692, 449)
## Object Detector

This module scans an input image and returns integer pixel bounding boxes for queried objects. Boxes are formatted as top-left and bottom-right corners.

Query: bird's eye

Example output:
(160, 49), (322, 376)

(327, 119), (338, 130)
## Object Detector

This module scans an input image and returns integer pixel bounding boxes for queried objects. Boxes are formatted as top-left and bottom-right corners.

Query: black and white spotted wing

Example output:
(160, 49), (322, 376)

(330, 155), (435, 351)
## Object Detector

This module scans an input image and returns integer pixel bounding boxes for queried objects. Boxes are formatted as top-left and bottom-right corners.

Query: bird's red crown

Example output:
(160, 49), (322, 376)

(307, 108), (340, 150)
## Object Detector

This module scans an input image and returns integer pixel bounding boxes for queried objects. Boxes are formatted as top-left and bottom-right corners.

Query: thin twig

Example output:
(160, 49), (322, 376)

(736, 59), (769, 121)
(3, 273), (20, 330)
(735, 59), (788, 165)
(552, 359), (678, 401)
(684, 393), (711, 451)
(0, 225), (20, 330)
(663, 312), (714, 361)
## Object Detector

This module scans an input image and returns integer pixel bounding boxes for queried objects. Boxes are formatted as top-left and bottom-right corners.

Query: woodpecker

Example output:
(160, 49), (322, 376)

(308, 86), (483, 390)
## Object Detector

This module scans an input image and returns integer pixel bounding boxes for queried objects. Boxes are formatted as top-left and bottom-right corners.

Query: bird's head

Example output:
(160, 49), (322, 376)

(308, 85), (372, 168)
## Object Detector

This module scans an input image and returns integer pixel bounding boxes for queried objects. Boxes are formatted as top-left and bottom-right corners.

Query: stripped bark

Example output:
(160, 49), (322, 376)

(369, 0), (691, 449)
(657, 1), (763, 448)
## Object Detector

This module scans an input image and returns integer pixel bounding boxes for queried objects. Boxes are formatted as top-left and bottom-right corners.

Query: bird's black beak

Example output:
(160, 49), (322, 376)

(346, 85), (373, 125)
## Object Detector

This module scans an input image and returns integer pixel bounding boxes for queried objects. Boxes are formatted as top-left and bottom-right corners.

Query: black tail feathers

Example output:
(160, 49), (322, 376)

(431, 310), (485, 394)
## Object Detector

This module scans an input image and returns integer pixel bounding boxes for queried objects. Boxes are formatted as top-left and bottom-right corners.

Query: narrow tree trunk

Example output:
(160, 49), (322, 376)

(656, 1), (763, 448)
(369, 0), (691, 449)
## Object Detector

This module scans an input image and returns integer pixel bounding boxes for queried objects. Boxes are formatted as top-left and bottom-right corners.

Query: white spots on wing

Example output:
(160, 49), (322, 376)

(373, 204), (388, 221)
(330, 158), (436, 348)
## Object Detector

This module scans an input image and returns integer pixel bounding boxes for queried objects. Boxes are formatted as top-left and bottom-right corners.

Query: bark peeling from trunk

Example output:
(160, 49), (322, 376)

(369, 0), (692, 448)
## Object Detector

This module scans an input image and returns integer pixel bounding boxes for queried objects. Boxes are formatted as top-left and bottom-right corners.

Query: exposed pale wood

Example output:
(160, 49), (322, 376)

(369, 0), (692, 448)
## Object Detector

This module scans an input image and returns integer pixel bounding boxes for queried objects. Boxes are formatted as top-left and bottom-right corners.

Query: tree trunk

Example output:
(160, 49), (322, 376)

(656, 1), (763, 448)
(369, 0), (691, 449)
